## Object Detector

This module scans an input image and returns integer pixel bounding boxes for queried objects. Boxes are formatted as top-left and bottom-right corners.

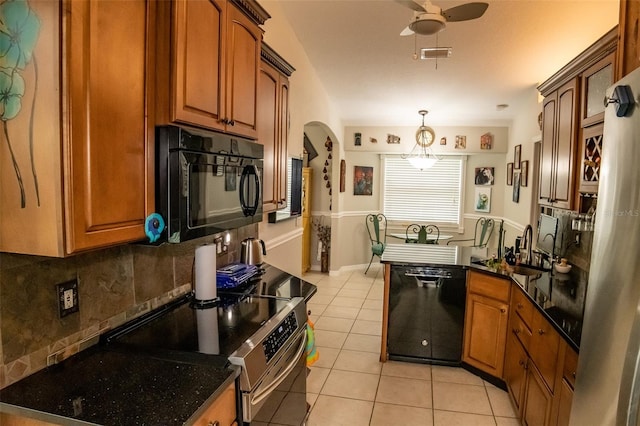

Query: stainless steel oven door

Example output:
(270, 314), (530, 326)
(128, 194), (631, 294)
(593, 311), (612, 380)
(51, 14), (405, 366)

(241, 329), (308, 425)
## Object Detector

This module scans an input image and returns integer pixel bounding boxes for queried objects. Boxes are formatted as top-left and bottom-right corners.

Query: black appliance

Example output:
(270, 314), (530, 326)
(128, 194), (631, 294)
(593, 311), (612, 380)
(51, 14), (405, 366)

(387, 265), (467, 365)
(156, 125), (263, 243)
(103, 265), (314, 425)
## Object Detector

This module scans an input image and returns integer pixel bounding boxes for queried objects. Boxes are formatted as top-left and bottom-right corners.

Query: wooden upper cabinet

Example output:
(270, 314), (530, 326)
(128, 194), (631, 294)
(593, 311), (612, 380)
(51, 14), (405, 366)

(538, 79), (579, 209)
(226, 4), (262, 139)
(157, 0), (267, 139)
(259, 62), (280, 212)
(538, 27), (617, 210)
(617, 0), (640, 79)
(171, 0), (226, 132)
(258, 45), (295, 213)
(0, 0), (155, 256)
(66, 0), (155, 253)
(581, 53), (616, 127)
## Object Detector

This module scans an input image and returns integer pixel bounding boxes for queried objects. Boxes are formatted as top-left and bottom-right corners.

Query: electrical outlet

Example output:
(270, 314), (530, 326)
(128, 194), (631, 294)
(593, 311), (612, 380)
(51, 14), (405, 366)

(57, 279), (79, 318)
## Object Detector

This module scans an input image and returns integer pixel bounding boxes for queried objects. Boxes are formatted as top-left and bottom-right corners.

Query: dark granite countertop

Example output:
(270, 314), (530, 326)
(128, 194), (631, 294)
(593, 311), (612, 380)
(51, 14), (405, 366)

(0, 263), (315, 425)
(0, 345), (237, 425)
(381, 243), (584, 352)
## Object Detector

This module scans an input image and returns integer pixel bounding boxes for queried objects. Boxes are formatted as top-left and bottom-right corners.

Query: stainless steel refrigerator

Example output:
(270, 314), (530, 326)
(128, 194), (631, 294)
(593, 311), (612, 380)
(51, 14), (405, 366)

(570, 67), (640, 425)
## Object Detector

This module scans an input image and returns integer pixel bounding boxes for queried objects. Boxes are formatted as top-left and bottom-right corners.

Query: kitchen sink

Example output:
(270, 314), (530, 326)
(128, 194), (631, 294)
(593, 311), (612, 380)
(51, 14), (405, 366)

(471, 259), (550, 274)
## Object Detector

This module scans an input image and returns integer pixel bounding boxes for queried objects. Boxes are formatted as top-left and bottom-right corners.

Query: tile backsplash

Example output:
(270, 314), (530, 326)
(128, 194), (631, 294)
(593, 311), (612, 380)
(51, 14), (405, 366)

(0, 224), (257, 388)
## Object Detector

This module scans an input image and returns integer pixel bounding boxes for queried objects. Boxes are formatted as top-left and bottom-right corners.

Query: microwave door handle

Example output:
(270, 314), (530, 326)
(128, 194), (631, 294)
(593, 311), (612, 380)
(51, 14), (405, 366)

(240, 165), (260, 216)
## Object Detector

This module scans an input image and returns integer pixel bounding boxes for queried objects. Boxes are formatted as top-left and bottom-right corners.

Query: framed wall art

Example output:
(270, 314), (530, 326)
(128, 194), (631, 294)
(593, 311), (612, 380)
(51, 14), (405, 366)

(513, 171), (521, 202)
(480, 133), (493, 150)
(521, 160), (529, 187)
(475, 187), (491, 213)
(514, 144), (522, 169)
(474, 167), (495, 185)
(354, 166), (373, 196)
(507, 162), (514, 185)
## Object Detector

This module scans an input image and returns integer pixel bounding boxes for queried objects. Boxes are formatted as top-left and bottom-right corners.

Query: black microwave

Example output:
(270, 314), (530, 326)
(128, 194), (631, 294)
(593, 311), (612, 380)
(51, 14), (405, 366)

(155, 125), (263, 243)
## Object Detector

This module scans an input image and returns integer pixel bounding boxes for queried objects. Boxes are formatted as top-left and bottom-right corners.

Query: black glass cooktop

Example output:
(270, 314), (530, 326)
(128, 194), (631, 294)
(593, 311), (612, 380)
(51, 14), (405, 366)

(102, 265), (316, 359)
(104, 293), (292, 358)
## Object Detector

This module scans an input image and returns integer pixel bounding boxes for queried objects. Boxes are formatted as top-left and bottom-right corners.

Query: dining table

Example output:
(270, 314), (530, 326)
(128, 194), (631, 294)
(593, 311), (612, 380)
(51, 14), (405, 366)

(389, 233), (453, 243)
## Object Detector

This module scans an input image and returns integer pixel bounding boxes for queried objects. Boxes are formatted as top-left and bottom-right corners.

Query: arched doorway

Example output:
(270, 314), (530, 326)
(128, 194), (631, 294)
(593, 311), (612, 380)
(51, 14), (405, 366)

(302, 122), (340, 273)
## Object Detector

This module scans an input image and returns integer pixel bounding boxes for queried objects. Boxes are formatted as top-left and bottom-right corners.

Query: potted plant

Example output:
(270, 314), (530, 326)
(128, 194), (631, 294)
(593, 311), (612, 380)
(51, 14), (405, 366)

(313, 219), (331, 272)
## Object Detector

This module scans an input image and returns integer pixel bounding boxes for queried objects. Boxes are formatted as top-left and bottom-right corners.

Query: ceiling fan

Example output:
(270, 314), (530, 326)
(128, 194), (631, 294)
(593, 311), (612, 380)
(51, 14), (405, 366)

(396, 0), (489, 36)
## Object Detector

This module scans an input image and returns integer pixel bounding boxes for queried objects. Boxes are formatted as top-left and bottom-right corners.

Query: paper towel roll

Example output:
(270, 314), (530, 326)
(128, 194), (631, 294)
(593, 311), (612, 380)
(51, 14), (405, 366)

(194, 244), (217, 301)
(196, 308), (220, 355)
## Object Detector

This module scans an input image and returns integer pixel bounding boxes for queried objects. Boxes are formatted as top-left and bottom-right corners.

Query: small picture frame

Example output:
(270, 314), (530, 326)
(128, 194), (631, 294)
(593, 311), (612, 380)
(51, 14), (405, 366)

(480, 133), (493, 150)
(514, 144), (522, 169)
(520, 160), (529, 187)
(507, 162), (514, 186)
(513, 171), (521, 202)
(455, 135), (466, 149)
(440, 137), (447, 146)
(386, 134), (400, 144)
(474, 167), (495, 185)
(339, 160), (346, 193)
(475, 187), (491, 213)
(354, 132), (362, 146)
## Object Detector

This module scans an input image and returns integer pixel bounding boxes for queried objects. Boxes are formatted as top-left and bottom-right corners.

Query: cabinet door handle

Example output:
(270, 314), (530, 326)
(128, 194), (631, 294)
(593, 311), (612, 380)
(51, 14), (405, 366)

(500, 308), (507, 313)
(513, 328), (521, 335)
(538, 329), (546, 335)
(572, 371), (576, 379)
(517, 302), (523, 309)
(207, 421), (220, 426)
(229, 119), (235, 126)
(518, 359), (525, 367)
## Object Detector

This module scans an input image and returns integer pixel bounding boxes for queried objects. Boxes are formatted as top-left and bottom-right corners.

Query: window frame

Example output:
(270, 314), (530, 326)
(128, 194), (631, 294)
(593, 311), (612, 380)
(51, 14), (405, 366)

(380, 154), (467, 233)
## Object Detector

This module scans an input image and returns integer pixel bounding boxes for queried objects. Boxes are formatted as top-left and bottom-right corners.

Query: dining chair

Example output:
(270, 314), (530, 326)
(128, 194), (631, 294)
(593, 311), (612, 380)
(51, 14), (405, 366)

(447, 217), (496, 248)
(365, 213), (387, 274)
(406, 224), (440, 244)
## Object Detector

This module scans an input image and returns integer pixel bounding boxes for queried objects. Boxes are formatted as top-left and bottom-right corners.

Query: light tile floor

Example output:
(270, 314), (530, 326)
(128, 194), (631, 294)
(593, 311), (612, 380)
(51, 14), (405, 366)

(301, 264), (520, 426)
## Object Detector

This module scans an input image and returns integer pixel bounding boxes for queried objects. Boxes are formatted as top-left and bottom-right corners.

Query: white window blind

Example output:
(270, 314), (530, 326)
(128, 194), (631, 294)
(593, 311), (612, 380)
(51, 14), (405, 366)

(383, 156), (464, 225)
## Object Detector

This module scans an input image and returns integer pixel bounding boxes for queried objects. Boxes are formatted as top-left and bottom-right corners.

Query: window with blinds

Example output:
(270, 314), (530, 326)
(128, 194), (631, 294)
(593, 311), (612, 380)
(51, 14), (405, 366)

(382, 156), (465, 225)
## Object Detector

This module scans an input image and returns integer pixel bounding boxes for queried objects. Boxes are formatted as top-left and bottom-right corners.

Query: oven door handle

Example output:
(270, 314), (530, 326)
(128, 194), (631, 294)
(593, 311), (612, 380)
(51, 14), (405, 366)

(251, 331), (307, 406)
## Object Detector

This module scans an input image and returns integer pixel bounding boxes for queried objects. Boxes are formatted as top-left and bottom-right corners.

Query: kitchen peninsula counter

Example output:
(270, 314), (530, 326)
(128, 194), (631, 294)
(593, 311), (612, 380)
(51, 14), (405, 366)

(380, 243), (585, 352)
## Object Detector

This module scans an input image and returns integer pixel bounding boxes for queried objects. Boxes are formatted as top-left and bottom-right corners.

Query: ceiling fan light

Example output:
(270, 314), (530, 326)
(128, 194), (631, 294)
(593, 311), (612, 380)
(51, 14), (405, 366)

(409, 14), (446, 35)
(420, 47), (452, 59)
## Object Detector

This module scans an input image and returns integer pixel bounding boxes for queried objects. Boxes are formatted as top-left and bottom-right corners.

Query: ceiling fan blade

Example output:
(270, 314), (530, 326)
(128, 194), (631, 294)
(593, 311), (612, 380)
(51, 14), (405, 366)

(442, 2), (488, 22)
(400, 26), (415, 36)
(395, 0), (427, 13)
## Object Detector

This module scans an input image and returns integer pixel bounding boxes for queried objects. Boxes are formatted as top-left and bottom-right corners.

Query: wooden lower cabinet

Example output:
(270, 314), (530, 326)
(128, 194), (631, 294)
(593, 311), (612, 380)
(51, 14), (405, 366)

(530, 309), (561, 394)
(193, 382), (237, 426)
(463, 271), (510, 377)
(504, 285), (578, 426)
(0, 413), (56, 426)
(504, 331), (529, 416)
(523, 364), (554, 426)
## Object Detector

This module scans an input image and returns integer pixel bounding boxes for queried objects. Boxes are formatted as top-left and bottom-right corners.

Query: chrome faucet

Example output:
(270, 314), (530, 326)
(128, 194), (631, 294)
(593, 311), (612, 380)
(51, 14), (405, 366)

(522, 224), (533, 264)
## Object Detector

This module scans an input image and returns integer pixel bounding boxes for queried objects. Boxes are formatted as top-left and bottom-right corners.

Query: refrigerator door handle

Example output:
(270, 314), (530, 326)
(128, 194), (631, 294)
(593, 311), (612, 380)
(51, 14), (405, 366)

(617, 306), (640, 425)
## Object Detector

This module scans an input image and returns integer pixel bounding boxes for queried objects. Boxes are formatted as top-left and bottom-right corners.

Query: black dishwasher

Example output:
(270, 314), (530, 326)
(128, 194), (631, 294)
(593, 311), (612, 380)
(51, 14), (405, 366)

(387, 265), (467, 365)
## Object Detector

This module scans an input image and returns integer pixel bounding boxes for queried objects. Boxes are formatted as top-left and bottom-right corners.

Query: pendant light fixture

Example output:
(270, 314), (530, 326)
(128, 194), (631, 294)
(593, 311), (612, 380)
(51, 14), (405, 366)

(402, 110), (439, 170)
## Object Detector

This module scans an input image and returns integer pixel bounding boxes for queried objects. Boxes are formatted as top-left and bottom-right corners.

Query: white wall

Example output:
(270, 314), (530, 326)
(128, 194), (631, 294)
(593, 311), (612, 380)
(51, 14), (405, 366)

(502, 86), (544, 249)
(257, 4), (544, 275)
(257, 2), (344, 276)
